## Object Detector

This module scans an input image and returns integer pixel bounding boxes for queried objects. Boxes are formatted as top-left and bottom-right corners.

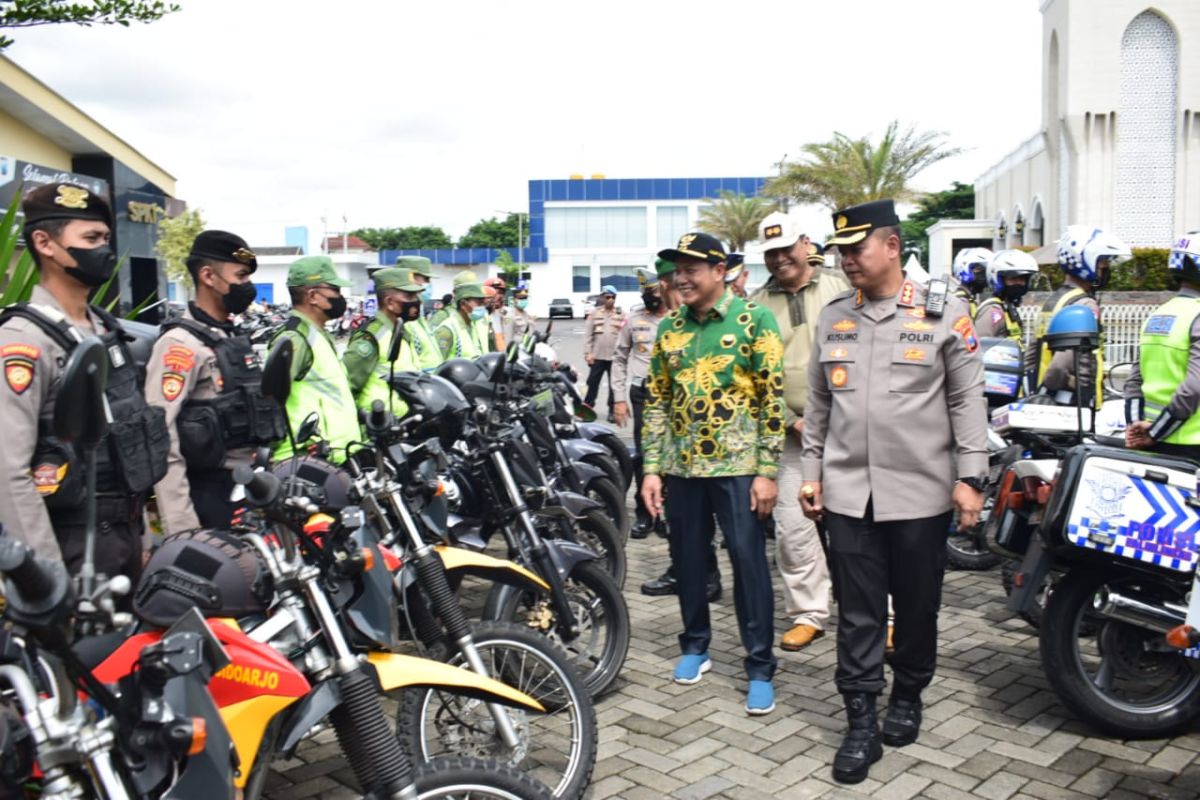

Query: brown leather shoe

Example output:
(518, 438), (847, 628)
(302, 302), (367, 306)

(781, 624), (824, 651)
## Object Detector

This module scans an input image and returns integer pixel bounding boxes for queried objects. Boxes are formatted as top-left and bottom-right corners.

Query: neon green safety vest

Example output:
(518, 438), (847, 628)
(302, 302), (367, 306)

(353, 317), (414, 416)
(270, 312), (359, 464)
(475, 315), (493, 353)
(1035, 286), (1104, 409)
(405, 317), (444, 371)
(976, 297), (1023, 342)
(1139, 295), (1200, 445)
(437, 312), (486, 360)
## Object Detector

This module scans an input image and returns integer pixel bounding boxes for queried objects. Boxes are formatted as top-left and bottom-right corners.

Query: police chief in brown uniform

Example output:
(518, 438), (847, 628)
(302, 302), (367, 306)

(145, 231), (286, 534)
(800, 200), (988, 785)
(0, 183), (169, 581)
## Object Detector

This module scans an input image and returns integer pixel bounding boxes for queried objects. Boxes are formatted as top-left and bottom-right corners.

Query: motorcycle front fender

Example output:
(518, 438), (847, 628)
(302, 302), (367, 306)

(543, 537), (600, 581)
(561, 437), (610, 461)
(278, 678), (342, 757)
(365, 652), (545, 713)
(575, 421), (617, 440)
(434, 544), (550, 592)
(569, 459), (605, 486)
(536, 490), (604, 522)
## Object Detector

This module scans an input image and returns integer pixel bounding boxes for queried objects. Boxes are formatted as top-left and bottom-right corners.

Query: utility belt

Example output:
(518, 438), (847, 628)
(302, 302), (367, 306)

(50, 495), (143, 527)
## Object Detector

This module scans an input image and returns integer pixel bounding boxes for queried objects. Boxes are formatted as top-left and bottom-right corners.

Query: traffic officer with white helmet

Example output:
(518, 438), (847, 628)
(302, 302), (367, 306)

(974, 249), (1039, 341)
(1026, 225), (1131, 408)
(145, 231), (287, 534)
(951, 247), (992, 318)
(0, 183), (169, 580)
(1125, 232), (1200, 460)
(801, 199), (987, 785)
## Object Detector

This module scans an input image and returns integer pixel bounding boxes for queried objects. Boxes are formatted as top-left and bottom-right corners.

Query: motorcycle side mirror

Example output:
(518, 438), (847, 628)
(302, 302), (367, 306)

(261, 338), (294, 407)
(388, 317), (406, 364)
(506, 342), (520, 365)
(1105, 361), (1134, 396)
(54, 337), (109, 446)
(490, 352), (506, 383)
(296, 412), (321, 445)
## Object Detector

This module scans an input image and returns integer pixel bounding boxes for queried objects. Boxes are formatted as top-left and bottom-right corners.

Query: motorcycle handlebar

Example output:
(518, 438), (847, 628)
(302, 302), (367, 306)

(232, 465), (282, 507)
(0, 536), (55, 605)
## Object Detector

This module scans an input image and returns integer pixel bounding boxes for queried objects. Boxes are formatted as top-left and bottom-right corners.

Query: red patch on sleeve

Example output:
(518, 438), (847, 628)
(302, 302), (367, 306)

(953, 315), (980, 353)
(163, 344), (196, 374)
(161, 371), (185, 402)
(991, 307), (1004, 325)
(2, 344), (39, 395)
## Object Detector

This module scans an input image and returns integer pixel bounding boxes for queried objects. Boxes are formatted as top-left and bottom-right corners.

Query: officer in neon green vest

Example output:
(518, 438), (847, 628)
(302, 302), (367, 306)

(1125, 232), (1200, 460)
(435, 277), (488, 359)
(269, 256), (360, 464)
(343, 267), (423, 416)
(394, 256), (444, 371)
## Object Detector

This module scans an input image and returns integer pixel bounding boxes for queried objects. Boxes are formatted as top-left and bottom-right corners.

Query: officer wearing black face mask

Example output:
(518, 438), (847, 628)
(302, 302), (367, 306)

(144, 231), (287, 533)
(0, 183), (169, 586)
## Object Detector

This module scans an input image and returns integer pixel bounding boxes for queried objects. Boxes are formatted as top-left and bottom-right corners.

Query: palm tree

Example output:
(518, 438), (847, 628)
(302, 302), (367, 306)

(696, 191), (778, 252)
(765, 120), (963, 211)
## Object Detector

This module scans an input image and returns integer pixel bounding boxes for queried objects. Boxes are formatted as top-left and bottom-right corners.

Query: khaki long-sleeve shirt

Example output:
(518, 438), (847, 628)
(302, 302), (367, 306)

(584, 306), (625, 361)
(801, 278), (989, 521)
(145, 306), (254, 535)
(611, 307), (665, 401)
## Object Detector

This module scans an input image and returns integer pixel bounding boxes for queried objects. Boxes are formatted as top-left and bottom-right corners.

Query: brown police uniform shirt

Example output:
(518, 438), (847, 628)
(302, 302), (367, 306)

(801, 279), (989, 521)
(145, 307), (253, 535)
(0, 285), (112, 559)
(611, 306), (664, 402)
(584, 306), (625, 362)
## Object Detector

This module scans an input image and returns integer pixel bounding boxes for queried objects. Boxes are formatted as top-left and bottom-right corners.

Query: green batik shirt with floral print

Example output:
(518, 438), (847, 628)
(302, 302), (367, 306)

(642, 288), (786, 479)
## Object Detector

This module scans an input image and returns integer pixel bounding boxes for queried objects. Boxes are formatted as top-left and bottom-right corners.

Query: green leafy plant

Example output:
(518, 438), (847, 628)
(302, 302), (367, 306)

(0, 0), (180, 50)
(696, 191), (777, 252)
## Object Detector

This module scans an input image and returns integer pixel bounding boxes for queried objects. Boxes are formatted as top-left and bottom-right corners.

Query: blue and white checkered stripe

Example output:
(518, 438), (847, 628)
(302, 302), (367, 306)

(1067, 517), (1198, 573)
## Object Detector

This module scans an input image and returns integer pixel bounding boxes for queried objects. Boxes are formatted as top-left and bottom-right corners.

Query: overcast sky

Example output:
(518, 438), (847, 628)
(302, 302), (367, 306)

(7, 0), (1044, 250)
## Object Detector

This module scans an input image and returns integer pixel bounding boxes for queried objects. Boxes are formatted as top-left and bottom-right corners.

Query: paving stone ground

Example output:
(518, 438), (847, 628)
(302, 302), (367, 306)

(266, 528), (1200, 799)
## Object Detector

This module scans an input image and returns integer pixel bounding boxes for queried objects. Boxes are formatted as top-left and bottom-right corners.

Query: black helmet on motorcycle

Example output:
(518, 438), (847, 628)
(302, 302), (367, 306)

(134, 529), (272, 627)
(391, 373), (470, 446)
(273, 456), (353, 512)
(436, 358), (485, 389)
(476, 352), (504, 378)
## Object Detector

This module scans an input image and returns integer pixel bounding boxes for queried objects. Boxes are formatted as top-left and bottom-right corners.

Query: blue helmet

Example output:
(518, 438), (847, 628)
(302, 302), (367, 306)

(1056, 225), (1131, 287)
(953, 247), (993, 292)
(1045, 304), (1099, 352)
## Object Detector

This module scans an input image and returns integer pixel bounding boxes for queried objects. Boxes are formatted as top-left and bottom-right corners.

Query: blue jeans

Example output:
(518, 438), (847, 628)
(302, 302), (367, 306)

(665, 475), (776, 681)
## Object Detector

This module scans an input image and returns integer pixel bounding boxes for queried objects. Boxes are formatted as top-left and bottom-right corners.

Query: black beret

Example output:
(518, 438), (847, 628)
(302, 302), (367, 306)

(22, 183), (113, 228)
(189, 230), (257, 273)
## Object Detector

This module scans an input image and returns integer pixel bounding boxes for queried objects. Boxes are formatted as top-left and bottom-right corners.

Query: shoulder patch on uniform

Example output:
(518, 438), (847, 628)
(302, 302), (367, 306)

(3, 344), (37, 395)
(163, 344), (196, 373)
(162, 371), (185, 402)
(354, 339), (376, 357)
(991, 307), (1005, 325)
(952, 315), (979, 353)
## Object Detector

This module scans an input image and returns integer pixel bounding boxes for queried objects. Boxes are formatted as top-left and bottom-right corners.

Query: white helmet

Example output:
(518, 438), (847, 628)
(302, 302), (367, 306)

(953, 247), (993, 292)
(987, 250), (1039, 299)
(1168, 231), (1200, 279)
(1056, 225), (1131, 287)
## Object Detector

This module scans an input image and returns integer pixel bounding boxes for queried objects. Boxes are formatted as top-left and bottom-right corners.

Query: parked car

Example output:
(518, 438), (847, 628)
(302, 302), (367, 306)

(548, 298), (575, 319)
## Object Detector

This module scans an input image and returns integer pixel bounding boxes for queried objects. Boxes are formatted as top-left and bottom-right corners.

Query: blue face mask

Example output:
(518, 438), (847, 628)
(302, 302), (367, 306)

(421, 286), (433, 301)
(516, 299), (529, 310)
(469, 306), (488, 321)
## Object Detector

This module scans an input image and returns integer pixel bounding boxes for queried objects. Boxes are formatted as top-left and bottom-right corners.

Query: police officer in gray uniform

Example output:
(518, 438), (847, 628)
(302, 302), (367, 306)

(800, 200), (988, 785)
(0, 183), (169, 582)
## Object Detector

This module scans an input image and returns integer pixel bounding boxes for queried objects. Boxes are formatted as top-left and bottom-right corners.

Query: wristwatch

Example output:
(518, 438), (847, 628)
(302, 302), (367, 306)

(957, 476), (987, 493)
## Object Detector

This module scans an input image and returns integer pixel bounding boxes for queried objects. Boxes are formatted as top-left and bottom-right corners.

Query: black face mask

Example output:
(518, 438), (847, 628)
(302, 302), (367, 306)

(999, 283), (1029, 302)
(222, 281), (257, 315)
(642, 293), (663, 311)
(967, 266), (988, 294)
(322, 292), (348, 320)
(398, 299), (423, 321)
(63, 244), (117, 288)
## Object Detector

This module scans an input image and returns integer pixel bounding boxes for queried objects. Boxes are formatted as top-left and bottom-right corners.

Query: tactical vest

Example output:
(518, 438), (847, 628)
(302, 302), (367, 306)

(271, 314), (359, 464)
(352, 317), (412, 415)
(437, 312), (485, 359)
(976, 297), (1023, 342)
(160, 318), (288, 470)
(0, 303), (169, 508)
(1139, 295), (1200, 445)
(1032, 286), (1104, 409)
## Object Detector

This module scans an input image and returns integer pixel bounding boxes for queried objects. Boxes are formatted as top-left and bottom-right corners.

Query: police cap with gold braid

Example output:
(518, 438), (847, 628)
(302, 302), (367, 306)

(825, 199), (901, 248)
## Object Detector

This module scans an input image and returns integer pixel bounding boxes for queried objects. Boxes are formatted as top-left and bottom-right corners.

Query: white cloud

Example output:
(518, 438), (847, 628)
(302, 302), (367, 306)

(5, 0), (1044, 249)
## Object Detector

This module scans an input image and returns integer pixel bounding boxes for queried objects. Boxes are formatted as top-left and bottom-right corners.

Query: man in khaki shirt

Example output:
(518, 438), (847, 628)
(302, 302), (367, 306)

(583, 284), (625, 420)
(800, 200), (987, 785)
(146, 231), (285, 534)
(749, 213), (849, 652)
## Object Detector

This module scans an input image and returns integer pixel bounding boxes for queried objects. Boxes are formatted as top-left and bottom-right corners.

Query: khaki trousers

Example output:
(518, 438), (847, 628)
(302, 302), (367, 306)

(775, 436), (832, 629)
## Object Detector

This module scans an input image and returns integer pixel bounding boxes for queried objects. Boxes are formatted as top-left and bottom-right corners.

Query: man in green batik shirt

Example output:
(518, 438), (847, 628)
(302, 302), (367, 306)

(641, 231), (786, 717)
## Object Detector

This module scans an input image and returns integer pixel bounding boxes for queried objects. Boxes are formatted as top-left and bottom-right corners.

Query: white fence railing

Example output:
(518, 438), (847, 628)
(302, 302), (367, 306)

(1017, 304), (1156, 367)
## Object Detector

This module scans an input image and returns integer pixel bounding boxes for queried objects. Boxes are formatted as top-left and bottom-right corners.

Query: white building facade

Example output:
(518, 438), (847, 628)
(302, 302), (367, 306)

(976, 0), (1200, 255)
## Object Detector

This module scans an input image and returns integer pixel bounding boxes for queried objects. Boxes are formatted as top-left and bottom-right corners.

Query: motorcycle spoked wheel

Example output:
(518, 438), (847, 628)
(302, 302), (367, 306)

(582, 476), (629, 543)
(546, 509), (626, 588)
(1039, 567), (1200, 738)
(413, 755), (555, 799)
(591, 432), (634, 492)
(485, 561), (630, 698)
(396, 621), (597, 799)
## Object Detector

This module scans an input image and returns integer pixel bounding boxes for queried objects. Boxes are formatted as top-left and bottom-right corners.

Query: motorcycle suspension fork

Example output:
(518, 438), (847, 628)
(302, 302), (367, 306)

(386, 488), (522, 749)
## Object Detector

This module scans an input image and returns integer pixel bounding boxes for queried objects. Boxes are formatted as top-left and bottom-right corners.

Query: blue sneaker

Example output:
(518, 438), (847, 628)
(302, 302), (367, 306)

(672, 654), (711, 685)
(746, 680), (775, 715)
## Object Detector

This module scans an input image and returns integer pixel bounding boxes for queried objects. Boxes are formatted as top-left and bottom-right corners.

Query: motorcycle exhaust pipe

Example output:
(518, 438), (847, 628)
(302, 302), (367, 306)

(1094, 589), (1187, 634)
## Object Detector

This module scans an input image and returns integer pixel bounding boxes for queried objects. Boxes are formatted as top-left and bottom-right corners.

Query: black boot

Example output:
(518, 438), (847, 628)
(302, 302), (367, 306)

(832, 693), (883, 784)
(882, 694), (922, 747)
(631, 517), (652, 540)
(641, 571), (677, 596)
